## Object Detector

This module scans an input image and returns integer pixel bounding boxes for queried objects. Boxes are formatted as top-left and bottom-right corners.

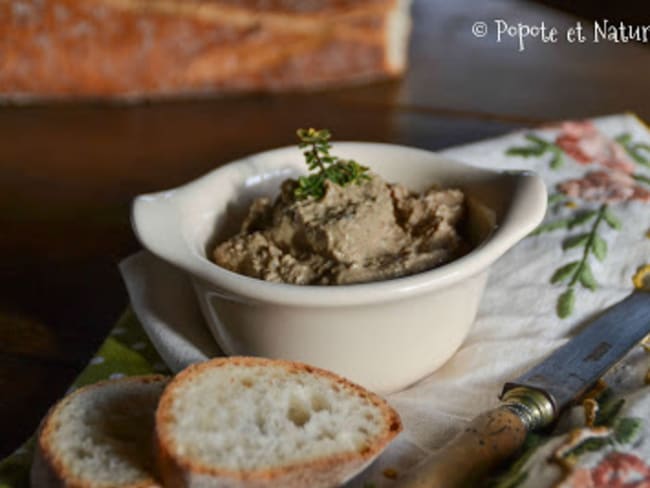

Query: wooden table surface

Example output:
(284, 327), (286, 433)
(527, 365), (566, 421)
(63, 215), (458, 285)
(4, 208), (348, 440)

(1, 0), (649, 459)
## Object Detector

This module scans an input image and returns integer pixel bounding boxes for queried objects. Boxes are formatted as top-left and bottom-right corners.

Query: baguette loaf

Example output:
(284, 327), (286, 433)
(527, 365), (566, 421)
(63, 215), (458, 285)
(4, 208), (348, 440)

(31, 375), (170, 488)
(154, 356), (402, 487)
(0, 0), (412, 100)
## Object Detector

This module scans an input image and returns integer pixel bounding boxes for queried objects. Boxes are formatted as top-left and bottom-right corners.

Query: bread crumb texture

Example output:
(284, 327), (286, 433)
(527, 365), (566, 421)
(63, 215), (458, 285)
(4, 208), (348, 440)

(159, 357), (400, 472)
(45, 376), (168, 486)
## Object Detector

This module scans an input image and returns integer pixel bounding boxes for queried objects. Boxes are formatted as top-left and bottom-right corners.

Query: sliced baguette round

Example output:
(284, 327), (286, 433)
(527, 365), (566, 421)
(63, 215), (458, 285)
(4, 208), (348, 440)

(155, 357), (402, 488)
(31, 375), (170, 488)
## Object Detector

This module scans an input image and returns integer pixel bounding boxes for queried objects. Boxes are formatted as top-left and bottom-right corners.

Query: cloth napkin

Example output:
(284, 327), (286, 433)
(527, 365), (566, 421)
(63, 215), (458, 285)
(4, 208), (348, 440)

(2, 114), (649, 488)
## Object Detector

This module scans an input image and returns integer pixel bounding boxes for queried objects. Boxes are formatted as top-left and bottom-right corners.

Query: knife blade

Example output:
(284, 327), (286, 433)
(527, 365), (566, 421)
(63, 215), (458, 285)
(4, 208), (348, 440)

(395, 291), (650, 488)
(502, 290), (650, 413)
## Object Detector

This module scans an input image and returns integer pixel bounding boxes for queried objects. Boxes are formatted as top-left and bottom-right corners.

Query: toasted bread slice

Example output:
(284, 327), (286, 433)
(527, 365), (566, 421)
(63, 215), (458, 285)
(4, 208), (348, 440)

(155, 357), (402, 488)
(31, 375), (170, 488)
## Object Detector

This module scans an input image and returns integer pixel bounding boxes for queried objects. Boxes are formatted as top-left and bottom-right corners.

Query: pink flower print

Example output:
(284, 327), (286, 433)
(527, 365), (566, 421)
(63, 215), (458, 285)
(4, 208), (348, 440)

(559, 452), (650, 488)
(558, 170), (650, 203)
(556, 121), (636, 174)
(593, 452), (650, 487)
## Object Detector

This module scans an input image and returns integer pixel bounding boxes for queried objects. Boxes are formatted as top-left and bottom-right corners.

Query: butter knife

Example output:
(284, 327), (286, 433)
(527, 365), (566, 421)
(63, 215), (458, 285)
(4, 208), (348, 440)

(396, 291), (650, 488)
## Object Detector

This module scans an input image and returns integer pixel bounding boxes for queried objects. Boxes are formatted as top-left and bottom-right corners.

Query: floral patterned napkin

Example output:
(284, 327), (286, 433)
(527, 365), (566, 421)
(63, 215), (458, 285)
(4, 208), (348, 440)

(1, 114), (649, 488)
(497, 116), (650, 487)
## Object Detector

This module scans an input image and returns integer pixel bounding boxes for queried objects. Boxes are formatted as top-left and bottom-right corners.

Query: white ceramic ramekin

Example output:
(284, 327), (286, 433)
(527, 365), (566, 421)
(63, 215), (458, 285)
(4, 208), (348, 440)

(132, 143), (546, 393)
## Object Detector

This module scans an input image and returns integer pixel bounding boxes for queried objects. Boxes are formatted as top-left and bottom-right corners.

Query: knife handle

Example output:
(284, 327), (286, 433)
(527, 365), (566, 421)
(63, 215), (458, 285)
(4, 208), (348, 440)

(395, 387), (554, 488)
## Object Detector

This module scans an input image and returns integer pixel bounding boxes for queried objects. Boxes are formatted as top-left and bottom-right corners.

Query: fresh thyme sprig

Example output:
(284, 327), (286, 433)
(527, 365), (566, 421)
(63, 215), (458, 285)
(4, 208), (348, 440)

(294, 128), (370, 200)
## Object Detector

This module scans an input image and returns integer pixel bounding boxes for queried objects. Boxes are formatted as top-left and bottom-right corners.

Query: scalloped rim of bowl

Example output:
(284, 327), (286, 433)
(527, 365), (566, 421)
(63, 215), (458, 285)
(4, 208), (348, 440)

(132, 142), (547, 307)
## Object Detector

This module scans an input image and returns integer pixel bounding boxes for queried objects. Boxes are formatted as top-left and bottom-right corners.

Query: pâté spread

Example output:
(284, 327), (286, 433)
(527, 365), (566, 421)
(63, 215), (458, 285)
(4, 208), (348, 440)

(212, 129), (468, 285)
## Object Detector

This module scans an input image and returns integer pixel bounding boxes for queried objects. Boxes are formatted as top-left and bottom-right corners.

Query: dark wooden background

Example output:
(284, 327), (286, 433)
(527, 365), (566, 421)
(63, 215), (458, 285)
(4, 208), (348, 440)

(1, 0), (649, 458)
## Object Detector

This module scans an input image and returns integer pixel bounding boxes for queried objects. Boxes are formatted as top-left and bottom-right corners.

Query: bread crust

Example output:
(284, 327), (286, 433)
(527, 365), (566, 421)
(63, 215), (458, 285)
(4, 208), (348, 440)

(155, 356), (402, 488)
(0, 0), (410, 99)
(31, 375), (169, 488)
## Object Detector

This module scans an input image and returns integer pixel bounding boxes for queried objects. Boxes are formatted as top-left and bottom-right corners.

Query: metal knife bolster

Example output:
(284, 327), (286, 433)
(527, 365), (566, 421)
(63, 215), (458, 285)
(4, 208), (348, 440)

(499, 386), (556, 430)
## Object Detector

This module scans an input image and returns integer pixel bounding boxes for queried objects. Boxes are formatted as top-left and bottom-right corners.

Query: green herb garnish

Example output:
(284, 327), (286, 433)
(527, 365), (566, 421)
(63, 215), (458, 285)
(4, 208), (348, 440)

(294, 128), (370, 200)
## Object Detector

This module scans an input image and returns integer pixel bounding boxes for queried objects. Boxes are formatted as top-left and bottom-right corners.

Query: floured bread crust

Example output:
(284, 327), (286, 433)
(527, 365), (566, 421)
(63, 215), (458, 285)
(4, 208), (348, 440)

(0, 0), (411, 99)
